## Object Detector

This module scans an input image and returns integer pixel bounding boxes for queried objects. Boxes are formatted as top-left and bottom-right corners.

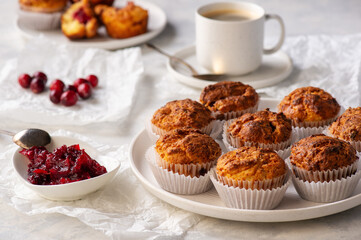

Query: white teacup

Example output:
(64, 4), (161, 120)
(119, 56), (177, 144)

(196, 1), (285, 76)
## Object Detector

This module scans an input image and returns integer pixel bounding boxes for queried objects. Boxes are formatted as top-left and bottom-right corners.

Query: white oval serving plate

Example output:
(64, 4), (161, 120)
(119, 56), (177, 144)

(129, 98), (361, 222)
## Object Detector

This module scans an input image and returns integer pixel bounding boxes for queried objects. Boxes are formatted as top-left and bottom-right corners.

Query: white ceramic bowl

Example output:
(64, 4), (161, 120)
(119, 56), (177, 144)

(12, 136), (120, 201)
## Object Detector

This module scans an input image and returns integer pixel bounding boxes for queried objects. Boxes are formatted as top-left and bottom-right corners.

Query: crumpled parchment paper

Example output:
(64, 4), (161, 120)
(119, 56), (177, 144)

(0, 36), (143, 127)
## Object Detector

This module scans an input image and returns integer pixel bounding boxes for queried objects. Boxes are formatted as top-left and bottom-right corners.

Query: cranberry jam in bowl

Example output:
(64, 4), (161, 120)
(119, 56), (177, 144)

(12, 135), (120, 201)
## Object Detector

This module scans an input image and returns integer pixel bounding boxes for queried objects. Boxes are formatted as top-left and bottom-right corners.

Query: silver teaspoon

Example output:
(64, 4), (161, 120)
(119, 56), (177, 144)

(0, 128), (51, 149)
(146, 43), (228, 82)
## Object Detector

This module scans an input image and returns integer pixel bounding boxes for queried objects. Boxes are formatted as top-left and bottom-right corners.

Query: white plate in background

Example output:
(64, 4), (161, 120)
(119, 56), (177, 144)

(167, 46), (293, 89)
(16, 0), (167, 50)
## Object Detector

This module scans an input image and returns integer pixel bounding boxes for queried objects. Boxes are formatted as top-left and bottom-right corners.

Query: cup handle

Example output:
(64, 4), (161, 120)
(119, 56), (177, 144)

(263, 14), (285, 55)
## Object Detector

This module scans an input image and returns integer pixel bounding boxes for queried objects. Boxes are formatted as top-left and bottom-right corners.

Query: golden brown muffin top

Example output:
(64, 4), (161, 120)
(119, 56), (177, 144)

(199, 81), (259, 115)
(329, 107), (361, 141)
(278, 86), (340, 125)
(19, 0), (67, 13)
(155, 128), (222, 165)
(216, 146), (286, 182)
(151, 98), (214, 132)
(227, 109), (292, 144)
(290, 134), (357, 171)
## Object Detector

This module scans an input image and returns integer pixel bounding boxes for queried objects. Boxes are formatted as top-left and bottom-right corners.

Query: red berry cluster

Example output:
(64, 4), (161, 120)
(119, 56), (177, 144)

(18, 72), (99, 107)
(18, 71), (48, 93)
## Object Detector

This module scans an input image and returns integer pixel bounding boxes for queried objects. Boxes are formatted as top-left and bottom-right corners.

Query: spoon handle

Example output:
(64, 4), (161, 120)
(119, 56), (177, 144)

(0, 129), (15, 136)
(145, 43), (199, 76)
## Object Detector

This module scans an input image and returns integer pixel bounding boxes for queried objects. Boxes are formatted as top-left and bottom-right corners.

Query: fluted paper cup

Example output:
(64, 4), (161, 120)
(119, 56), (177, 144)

(145, 147), (215, 194)
(287, 156), (361, 203)
(211, 169), (290, 210)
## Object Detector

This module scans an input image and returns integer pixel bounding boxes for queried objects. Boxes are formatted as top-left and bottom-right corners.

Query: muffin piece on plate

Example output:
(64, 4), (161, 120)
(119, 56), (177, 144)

(94, 1), (148, 39)
(146, 128), (222, 194)
(289, 134), (360, 202)
(199, 81), (259, 120)
(61, 0), (99, 39)
(211, 146), (290, 209)
(224, 108), (292, 151)
(278, 86), (340, 128)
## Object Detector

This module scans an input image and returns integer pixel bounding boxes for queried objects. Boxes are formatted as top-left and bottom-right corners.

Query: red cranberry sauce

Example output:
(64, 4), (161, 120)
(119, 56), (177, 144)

(73, 7), (91, 24)
(20, 144), (107, 185)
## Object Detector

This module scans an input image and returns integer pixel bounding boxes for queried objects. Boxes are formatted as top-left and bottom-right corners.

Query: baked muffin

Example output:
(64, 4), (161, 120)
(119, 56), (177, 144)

(278, 86), (340, 127)
(155, 128), (222, 177)
(147, 128), (221, 194)
(199, 81), (259, 120)
(151, 98), (215, 136)
(19, 0), (67, 13)
(211, 146), (290, 209)
(94, 1), (148, 39)
(328, 107), (361, 144)
(225, 109), (292, 150)
(290, 134), (357, 177)
(216, 147), (286, 188)
(289, 134), (360, 202)
(61, 0), (99, 39)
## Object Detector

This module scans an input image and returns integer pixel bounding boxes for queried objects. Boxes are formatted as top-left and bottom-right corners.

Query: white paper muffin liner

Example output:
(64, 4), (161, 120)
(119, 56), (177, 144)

(145, 147), (216, 195)
(290, 159), (359, 182)
(292, 126), (326, 141)
(222, 120), (293, 151)
(324, 128), (361, 152)
(145, 118), (222, 143)
(18, 9), (62, 30)
(211, 169), (291, 209)
(286, 156), (361, 203)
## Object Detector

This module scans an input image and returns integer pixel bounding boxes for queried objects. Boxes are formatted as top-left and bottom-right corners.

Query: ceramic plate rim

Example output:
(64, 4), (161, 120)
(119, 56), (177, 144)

(129, 98), (361, 222)
(16, 0), (167, 50)
(166, 45), (293, 89)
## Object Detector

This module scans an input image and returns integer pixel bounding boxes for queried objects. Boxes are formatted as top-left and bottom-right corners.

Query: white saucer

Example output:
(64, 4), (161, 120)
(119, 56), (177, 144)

(167, 46), (293, 89)
(16, 0), (167, 50)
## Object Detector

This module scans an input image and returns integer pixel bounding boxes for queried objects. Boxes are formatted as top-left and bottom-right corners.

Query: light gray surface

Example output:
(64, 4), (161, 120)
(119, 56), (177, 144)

(1, 0), (361, 239)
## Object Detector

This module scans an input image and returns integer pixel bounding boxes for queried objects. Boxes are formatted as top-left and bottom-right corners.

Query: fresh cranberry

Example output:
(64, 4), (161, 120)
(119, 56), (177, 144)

(73, 78), (87, 88)
(33, 71), (47, 84)
(60, 90), (78, 106)
(30, 77), (46, 93)
(86, 74), (98, 87)
(50, 79), (65, 92)
(73, 7), (91, 24)
(49, 89), (63, 104)
(18, 73), (32, 88)
(67, 84), (78, 93)
(77, 82), (92, 99)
